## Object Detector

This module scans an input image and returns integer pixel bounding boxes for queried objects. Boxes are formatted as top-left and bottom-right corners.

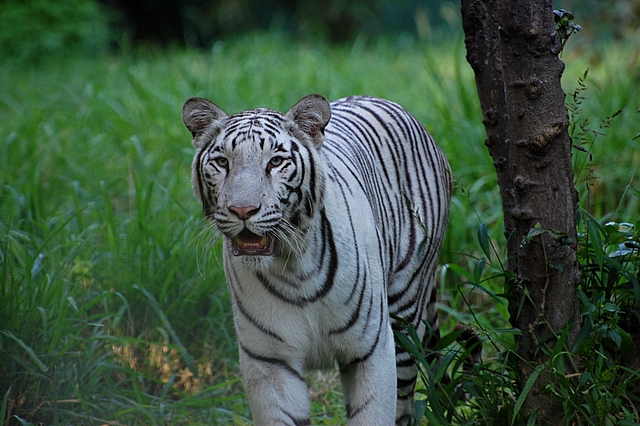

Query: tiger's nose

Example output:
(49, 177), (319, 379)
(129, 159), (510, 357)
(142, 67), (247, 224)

(228, 205), (260, 220)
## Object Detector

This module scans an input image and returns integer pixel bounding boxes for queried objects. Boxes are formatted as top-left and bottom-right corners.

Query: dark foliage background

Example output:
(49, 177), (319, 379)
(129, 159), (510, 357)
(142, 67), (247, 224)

(98, 0), (456, 46)
(98, 0), (640, 46)
(1, 0), (638, 61)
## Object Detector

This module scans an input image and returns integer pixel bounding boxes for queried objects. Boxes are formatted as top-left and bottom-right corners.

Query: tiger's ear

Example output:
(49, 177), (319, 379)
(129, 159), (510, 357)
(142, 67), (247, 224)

(182, 97), (227, 138)
(285, 94), (331, 147)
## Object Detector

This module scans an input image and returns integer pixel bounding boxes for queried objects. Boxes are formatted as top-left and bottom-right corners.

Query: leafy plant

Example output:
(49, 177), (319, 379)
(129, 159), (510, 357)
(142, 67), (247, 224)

(397, 212), (640, 425)
(554, 9), (582, 51)
(560, 213), (640, 424)
(396, 63), (640, 425)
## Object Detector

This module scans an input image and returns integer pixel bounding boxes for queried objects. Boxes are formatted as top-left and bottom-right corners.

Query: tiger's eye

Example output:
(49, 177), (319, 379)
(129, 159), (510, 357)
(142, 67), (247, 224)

(269, 157), (283, 167)
(215, 157), (229, 168)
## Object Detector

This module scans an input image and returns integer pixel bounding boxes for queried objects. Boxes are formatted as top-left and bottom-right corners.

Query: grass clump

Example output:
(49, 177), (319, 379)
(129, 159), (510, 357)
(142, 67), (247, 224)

(402, 213), (640, 425)
(0, 50), (242, 424)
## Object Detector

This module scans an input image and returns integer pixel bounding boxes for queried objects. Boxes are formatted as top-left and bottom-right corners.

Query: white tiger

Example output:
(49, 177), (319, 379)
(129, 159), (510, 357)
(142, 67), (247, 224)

(183, 94), (452, 425)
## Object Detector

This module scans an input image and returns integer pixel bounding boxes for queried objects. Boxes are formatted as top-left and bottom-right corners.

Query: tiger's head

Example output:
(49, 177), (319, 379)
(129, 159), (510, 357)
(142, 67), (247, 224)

(183, 94), (331, 266)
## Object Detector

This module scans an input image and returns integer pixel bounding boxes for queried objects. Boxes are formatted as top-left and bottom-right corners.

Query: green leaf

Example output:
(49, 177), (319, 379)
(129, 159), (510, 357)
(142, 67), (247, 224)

(548, 260), (564, 273)
(394, 331), (429, 368)
(464, 280), (505, 304)
(1, 386), (11, 424)
(526, 223), (547, 240)
(0, 330), (48, 372)
(423, 399), (448, 425)
(445, 262), (474, 282)
(579, 371), (593, 387)
(407, 323), (422, 347)
(573, 320), (593, 353)
(629, 273), (640, 306)
(587, 216), (604, 269)
(551, 325), (570, 359)
(494, 328), (522, 335)
(417, 238), (426, 259)
(580, 207), (605, 234)
(577, 289), (591, 306)
(477, 222), (492, 261)
(512, 366), (542, 426)
(473, 258), (485, 283)
(12, 416), (30, 426)
(432, 329), (464, 351)
(607, 329), (622, 349)
(413, 399), (427, 423)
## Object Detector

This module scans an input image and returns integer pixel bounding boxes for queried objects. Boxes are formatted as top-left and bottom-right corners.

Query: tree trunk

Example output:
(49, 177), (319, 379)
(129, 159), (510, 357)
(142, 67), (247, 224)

(460, 0), (580, 422)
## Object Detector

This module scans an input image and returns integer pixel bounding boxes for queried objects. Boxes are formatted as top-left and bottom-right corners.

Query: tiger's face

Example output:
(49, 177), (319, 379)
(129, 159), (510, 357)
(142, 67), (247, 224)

(183, 95), (331, 265)
(194, 111), (306, 258)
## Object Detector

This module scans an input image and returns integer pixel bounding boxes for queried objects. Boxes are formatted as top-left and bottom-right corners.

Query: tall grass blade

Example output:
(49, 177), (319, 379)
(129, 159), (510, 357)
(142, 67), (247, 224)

(393, 331), (429, 368)
(477, 222), (492, 261)
(473, 258), (484, 284)
(587, 217), (604, 269)
(413, 399), (427, 424)
(0, 330), (48, 372)
(511, 365), (542, 426)
(1, 386), (11, 425)
(12, 416), (30, 426)
(133, 285), (198, 377)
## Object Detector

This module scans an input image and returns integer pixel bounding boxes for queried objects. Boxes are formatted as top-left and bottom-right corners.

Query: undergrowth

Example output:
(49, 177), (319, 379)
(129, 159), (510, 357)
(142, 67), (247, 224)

(399, 66), (640, 425)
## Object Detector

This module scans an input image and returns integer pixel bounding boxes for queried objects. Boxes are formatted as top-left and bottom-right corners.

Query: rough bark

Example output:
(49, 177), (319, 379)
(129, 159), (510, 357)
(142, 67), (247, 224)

(460, 0), (580, 422)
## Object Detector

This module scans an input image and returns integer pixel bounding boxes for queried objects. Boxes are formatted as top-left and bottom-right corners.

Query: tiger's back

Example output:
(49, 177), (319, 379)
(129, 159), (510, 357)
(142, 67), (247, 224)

(325, 96), (450, 303)
(324, 96), (451, 420)
(183, 94), (451, 426)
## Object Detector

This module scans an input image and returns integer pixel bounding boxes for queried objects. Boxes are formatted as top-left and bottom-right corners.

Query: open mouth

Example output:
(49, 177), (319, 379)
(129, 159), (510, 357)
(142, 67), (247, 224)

(232, 229), (275, 256)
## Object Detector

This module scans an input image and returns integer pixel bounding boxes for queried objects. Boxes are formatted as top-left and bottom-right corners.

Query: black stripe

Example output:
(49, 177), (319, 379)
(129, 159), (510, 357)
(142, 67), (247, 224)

(345, 395), (372, 420)
(342, 295), (386, 366)
(397, 376), (417, 389)
(395, 356), (415, 368)
(282, 409), (311, 426)
(239, 343), (305, 382)
(231, 288), (285, 343)
(329, 270), (367, 335)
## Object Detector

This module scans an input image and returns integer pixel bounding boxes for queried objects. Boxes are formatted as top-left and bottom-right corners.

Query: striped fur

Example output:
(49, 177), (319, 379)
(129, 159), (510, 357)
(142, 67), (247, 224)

(183, 95), (451, 425)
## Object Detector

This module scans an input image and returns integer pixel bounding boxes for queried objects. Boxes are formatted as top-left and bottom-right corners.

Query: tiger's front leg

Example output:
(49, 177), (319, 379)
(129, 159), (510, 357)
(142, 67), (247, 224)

(239, 346), (312, 426)
(338, 322), (397, 426)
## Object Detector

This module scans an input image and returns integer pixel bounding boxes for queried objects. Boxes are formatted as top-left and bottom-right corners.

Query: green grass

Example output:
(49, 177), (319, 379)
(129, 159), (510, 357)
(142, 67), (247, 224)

(1, 30), (639, 424)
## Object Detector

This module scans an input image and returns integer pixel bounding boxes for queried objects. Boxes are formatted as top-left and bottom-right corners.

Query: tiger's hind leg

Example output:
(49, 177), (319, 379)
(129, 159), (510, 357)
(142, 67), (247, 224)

(393, 343), (419, 426)
(393, 327), (441, 425)
(392, 280), (441, 426)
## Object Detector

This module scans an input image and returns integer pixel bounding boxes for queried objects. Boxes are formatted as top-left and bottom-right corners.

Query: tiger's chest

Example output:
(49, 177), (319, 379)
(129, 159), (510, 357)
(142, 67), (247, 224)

(223, 204), (388, 368)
